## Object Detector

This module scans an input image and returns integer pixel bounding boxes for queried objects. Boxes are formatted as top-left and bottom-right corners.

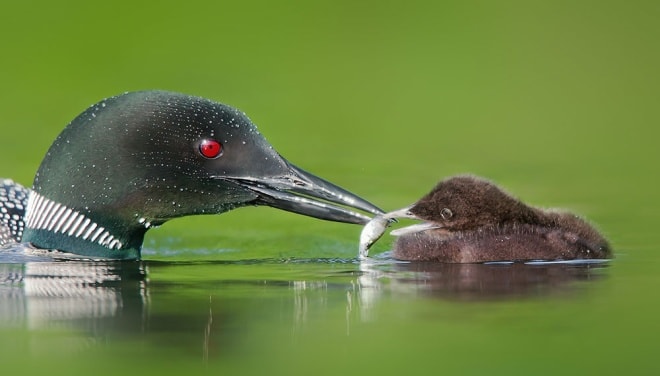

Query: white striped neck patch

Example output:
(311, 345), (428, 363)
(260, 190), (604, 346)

(24, 192), (124, 250)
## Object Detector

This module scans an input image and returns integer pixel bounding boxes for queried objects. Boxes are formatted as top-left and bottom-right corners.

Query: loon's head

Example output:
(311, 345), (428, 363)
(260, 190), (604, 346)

(21, 91), (382, 259)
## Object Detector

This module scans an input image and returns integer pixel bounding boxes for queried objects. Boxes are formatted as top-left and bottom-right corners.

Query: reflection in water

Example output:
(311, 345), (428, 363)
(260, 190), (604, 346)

(357, 258), (609, 302)
(0, 255), (609, 354)
(203, 296), (213, 363)
(286, 257), (609, 335)
(0, 261), (148, 334)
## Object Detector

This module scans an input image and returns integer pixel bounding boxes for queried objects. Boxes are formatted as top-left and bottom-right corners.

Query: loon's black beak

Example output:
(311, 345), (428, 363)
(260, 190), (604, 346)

(218, 162), (383, 225)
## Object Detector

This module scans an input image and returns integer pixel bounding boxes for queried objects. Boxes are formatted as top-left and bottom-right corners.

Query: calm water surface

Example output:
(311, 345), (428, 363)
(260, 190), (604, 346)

(1, 245), (639, 376)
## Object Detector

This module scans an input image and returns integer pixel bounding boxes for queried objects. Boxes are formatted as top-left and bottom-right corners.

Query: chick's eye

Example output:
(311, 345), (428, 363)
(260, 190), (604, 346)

(198, 139), (223, 159)
(440, 208), (453, 220)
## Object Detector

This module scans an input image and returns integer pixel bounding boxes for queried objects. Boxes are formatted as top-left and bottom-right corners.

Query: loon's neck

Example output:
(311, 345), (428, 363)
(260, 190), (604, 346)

(21, 192), (144, 259)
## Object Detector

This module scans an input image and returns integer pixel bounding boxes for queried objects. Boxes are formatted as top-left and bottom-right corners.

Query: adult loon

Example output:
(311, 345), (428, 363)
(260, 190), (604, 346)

(0, 91), (383, 259)
(364, 175), (610, 263)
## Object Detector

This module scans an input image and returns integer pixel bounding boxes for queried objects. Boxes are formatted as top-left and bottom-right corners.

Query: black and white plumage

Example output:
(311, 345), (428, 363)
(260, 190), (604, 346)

(0, 179), (29, 247)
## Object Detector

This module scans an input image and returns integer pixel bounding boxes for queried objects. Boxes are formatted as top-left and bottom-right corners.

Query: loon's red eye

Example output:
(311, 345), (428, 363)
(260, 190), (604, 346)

(198, 139), (223, 159)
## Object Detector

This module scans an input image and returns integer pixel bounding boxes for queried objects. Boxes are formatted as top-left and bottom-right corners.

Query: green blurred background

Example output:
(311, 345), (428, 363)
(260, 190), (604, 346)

(1, 0), (657, 256)
(1, 1), (659, 375)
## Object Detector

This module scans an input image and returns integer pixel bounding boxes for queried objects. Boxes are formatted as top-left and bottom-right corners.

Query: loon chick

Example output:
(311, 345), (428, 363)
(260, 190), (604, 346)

(379, 175), (610, 263)
(0, 91), (383, 259)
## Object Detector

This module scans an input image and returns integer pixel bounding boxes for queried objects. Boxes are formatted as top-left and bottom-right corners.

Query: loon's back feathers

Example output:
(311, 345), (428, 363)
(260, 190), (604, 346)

(0, 179), (28, 246)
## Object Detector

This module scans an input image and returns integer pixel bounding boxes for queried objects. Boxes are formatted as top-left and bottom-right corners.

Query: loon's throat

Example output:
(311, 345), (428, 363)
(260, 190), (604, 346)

(24, 192), (124, 250)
